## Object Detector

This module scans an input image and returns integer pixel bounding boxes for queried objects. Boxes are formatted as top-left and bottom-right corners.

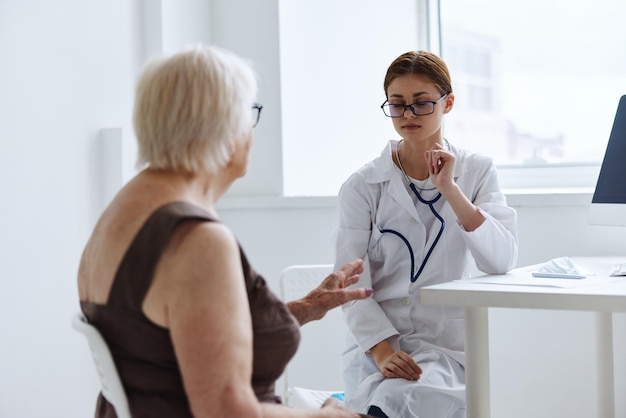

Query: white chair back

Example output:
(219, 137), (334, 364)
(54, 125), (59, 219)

(71, 312), (132, 418)
(280, 264), (349, 408)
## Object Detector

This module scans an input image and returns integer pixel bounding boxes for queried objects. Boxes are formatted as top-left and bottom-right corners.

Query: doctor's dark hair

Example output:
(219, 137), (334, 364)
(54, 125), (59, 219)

(383, 51), (452, 97)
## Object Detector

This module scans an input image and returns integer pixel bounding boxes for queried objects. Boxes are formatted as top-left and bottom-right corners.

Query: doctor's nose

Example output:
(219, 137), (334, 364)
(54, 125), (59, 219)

(404, 106), (418, 118)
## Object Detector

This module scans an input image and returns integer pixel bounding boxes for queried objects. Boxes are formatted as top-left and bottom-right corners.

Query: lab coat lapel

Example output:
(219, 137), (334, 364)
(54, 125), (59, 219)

(369, 141), (421, 220)
(386, 172), (421, 220)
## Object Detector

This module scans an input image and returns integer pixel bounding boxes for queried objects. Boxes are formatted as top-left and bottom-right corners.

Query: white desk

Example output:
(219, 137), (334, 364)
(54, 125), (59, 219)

(420, 256), (626, 418)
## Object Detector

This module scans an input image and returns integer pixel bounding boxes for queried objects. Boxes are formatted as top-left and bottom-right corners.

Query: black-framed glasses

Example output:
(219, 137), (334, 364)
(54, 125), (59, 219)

(252, 103), (263, 128)
(381, 94), (448, 118)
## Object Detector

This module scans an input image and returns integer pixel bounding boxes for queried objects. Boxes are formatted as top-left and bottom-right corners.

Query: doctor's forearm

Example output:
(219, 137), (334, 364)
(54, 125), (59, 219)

(370, 340), (395, 367)
(441, 183), (485, 231)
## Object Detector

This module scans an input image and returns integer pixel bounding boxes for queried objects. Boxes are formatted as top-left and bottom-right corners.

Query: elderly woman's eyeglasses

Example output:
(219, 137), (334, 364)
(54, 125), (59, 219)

(381, 94), (448, 118)
(252, 103), (263, 128)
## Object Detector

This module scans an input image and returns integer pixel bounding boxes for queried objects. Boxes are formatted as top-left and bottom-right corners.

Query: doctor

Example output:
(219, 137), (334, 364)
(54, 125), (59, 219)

(334, 51), (518, 418)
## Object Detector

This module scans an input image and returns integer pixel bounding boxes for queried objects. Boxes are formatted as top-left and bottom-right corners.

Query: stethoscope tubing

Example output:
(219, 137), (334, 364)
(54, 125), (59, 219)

(380, 181), (446, 283)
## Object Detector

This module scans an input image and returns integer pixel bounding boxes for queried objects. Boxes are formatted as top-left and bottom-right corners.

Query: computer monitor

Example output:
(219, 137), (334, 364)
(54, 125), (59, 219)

(589, 94), (626, 226)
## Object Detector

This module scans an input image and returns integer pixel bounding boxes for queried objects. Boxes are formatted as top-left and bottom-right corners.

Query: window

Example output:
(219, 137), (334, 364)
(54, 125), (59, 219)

(278, 0), (626, 196)
(440, 0), (626, 168)
(279, 0), (424, 196)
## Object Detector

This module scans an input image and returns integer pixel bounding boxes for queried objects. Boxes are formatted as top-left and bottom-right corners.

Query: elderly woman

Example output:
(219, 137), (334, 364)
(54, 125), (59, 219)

(77, 45), (373, 418)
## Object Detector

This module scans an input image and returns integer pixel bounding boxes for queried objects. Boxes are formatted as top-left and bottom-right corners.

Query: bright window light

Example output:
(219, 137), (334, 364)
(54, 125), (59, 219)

(440, 0), (626, 167)
(279, 0), (421, 196)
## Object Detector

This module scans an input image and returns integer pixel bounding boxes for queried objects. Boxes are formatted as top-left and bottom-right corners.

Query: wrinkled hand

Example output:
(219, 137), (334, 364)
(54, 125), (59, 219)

(287, 259), (372, 325)
(424, 142), (456, 191)
(308, 259), (371, 317)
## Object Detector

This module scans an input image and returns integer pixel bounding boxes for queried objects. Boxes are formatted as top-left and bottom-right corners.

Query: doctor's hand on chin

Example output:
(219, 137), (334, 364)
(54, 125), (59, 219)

(370, 339), (423, 381)
(286, 259), (374, 326)
(424, 142), (456, 192)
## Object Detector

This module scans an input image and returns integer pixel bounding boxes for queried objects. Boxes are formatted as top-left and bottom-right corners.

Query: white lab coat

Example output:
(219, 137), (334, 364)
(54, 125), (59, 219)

(334, 140), (518, 418)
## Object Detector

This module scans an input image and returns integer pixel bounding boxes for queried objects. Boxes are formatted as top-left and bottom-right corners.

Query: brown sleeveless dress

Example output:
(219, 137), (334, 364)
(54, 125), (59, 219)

(80, 201), (301, 418)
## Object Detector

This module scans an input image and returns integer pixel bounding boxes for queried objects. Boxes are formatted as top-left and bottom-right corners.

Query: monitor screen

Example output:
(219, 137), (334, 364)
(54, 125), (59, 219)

(589, 94), (626, 226)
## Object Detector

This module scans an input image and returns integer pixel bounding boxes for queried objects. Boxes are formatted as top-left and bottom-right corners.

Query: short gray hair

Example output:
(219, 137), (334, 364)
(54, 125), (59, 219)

(133, 45), (258, 173)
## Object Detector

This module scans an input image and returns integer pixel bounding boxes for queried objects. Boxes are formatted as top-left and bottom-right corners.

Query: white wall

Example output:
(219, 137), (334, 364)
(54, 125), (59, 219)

(0, 1), (141, 417)
(0, 1), (624, 418)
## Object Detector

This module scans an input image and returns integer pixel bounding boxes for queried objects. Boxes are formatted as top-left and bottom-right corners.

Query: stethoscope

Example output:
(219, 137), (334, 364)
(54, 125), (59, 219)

(379, 140), (448, 282)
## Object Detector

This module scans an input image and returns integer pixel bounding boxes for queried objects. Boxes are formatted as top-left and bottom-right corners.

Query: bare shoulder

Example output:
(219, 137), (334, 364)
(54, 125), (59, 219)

(167, 220), (239, 273)
(145, 220), (247, 327)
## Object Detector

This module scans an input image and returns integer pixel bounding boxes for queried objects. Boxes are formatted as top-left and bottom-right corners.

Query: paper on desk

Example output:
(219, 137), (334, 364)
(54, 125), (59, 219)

(456, 257), (622, 288)
(457, 274), (618, 289)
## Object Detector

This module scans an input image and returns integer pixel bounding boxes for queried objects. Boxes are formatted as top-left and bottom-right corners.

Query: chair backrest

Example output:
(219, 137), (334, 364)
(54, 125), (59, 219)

(71, 312), (132, 418)
(280, 264), (349, 398)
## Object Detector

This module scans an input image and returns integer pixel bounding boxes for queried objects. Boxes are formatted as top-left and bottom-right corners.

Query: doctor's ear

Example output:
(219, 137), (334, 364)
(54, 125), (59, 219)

(443, 93), (455, 114)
